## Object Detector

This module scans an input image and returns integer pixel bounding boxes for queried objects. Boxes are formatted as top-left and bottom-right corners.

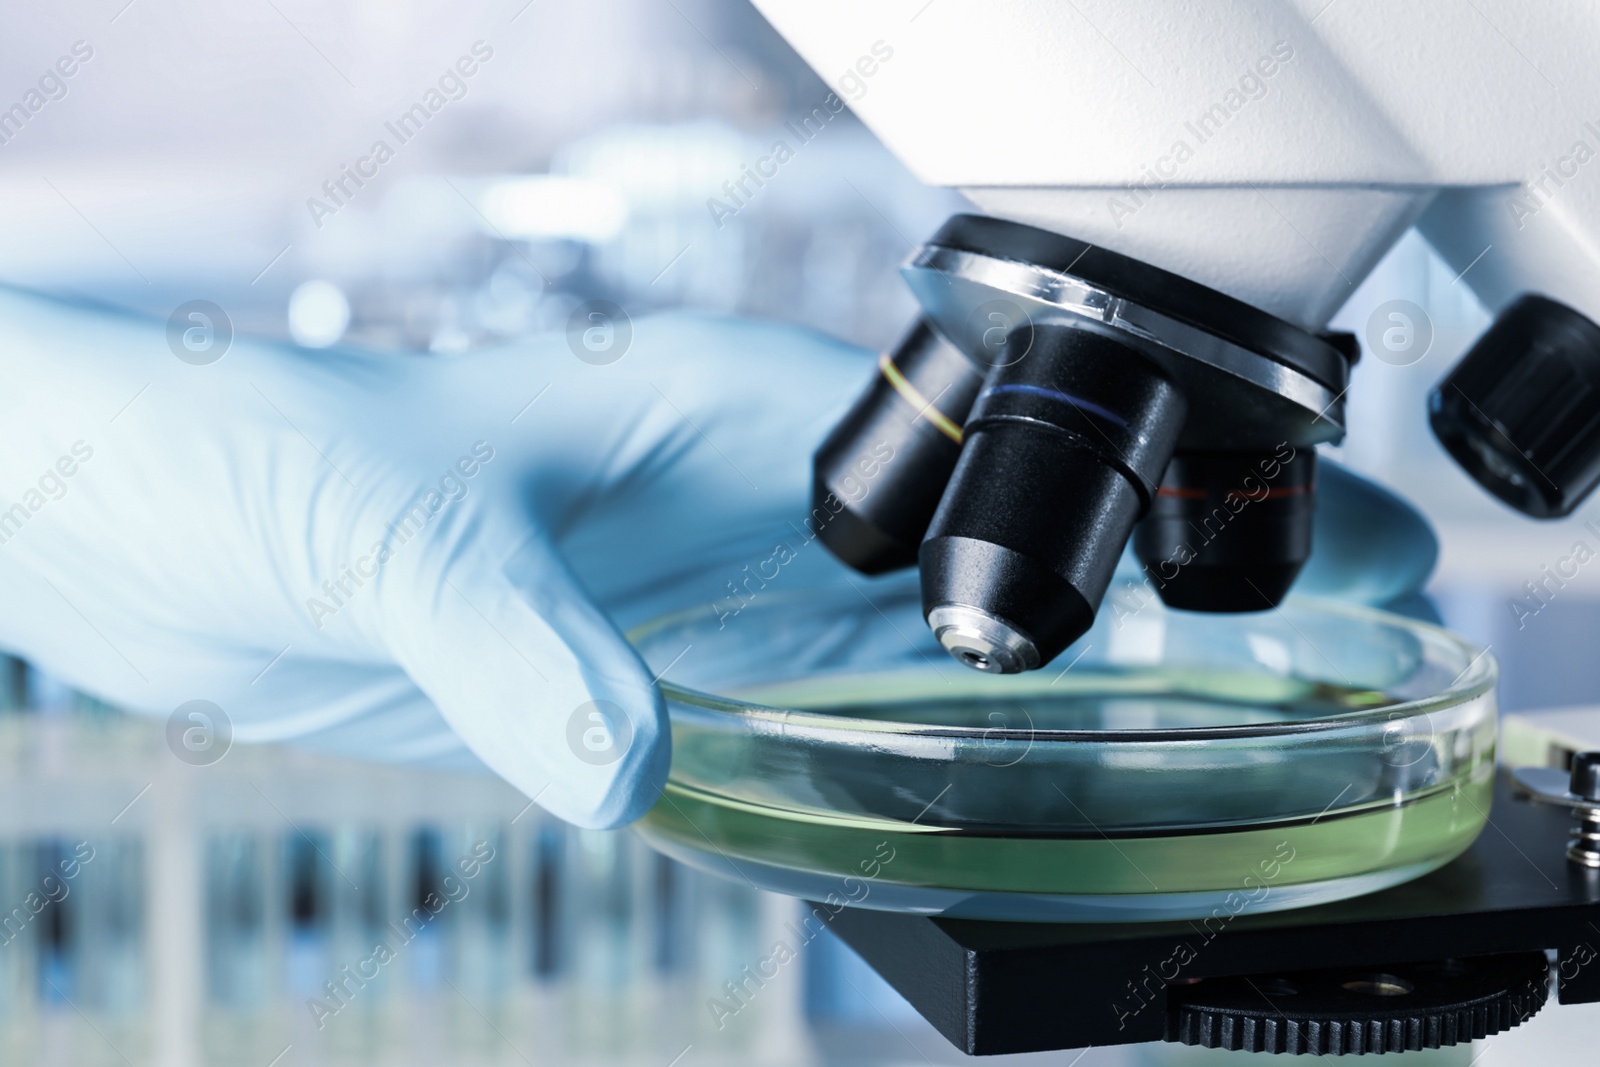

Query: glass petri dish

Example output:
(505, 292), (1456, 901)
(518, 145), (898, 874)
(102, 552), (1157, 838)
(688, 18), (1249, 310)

(628, 575), (1497, 922)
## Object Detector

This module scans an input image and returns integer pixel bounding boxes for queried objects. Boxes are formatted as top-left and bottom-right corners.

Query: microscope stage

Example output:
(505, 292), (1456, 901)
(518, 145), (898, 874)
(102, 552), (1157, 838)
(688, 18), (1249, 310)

(826, 773), (1600, 1055)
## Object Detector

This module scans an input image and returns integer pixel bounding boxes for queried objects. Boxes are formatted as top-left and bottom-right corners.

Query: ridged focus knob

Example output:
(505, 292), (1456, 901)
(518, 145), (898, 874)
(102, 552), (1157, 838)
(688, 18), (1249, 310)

(1430, 294), (1600, 519)
(1167, 952), (1549, 1056)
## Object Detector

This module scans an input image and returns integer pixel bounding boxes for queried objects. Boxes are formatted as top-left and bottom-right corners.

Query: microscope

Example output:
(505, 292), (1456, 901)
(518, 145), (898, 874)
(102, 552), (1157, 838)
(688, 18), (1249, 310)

(744, 0), (1600, 1056)
(752, 0), (1600, 674)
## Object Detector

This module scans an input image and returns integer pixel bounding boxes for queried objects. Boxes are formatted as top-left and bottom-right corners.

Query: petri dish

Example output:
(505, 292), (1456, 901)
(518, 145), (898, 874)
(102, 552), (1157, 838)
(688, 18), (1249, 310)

(628, 575), (1497, 922)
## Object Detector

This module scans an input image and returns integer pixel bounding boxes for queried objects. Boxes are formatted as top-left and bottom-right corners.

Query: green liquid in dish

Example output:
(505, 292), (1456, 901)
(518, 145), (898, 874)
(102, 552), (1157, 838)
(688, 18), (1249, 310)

(640, 775), (1489, 897)
(636, 671), (1495, 900)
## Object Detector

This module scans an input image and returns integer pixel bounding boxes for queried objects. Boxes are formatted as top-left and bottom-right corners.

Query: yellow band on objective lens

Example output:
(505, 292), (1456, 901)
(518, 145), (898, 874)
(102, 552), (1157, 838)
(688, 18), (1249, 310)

(878, 353), (963, 444)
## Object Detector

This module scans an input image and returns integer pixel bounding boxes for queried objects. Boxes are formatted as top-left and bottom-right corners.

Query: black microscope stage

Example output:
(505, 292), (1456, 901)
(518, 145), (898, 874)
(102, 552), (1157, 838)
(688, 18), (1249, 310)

(825, 773), (1600, 1056)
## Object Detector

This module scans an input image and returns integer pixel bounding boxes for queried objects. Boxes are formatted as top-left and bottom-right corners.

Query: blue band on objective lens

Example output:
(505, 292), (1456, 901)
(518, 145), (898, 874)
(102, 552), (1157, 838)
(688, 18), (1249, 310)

(982, 383), (1130, 430)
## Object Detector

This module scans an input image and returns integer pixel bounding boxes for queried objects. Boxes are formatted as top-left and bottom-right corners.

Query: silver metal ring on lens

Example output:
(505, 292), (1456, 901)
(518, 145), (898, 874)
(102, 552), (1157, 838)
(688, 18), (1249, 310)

(927, 604), (1041, 674)
(903, 246), (1343, 431)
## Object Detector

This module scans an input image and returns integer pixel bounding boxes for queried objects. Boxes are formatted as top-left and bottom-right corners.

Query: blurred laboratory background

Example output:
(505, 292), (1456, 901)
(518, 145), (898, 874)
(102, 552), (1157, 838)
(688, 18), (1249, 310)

(2, 0), (1600, 1064)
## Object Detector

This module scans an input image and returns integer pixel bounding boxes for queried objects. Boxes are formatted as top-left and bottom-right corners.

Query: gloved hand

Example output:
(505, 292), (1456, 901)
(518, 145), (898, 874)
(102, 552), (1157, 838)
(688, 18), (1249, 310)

(0, 286), (1437, 828)
(0, 288), (874, 828)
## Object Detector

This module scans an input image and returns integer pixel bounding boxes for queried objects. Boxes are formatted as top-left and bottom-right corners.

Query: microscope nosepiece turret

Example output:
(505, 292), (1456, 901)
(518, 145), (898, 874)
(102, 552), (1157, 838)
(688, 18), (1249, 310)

(812, 215), (1355, 673)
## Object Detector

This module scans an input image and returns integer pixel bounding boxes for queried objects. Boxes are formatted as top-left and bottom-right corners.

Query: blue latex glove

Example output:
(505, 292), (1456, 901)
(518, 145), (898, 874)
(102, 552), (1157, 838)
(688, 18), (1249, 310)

(1297, 460), (1439, 608)
(0, 286), (1436, 828)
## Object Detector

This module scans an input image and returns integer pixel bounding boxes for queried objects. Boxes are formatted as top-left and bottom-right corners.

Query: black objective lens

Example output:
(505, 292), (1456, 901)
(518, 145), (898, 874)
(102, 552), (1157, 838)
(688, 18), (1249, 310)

(919, 324), (1187, 673)
(812, 321), (983, 574)
(1132, 449), (1316, 612)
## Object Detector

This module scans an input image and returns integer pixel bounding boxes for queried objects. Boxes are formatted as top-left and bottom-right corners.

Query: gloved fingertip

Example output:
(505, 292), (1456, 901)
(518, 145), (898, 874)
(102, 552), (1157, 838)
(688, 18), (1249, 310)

(562, 701), (671, 829)
(385, 541), (671, 831)
(500, 542), (673, 829)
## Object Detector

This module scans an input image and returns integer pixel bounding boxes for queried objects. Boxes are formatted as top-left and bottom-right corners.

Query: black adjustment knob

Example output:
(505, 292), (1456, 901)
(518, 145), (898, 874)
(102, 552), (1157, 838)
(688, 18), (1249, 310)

(1570, 751), (1600, 801)
(1167, 952), (1549, 1056)
(1430, 294), (1600, 518)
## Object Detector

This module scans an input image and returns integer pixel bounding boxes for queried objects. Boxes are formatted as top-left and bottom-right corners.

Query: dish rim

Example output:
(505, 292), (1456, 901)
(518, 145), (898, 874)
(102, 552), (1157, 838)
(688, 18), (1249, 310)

(629, 590), (1496, 744)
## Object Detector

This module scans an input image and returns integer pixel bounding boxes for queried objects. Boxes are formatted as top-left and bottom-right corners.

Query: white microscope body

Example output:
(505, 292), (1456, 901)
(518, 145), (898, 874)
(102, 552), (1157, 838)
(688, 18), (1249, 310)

(752, 0), (1600, 334)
